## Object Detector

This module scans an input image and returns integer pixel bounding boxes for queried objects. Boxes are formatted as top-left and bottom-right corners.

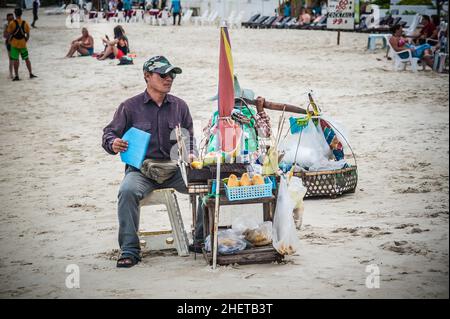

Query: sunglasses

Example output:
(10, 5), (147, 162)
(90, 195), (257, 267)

(157, 72), (177, 80)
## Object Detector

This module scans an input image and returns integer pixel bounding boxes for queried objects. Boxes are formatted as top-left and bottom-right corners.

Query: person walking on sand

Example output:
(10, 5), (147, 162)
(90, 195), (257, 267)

(6, 8), (37, 81)
(65, 27), (94, 57)
(3, 13), (14, 79)
(170, 0), (181, 26)
(102, 56), (199, 268)
(31, 0), (40, 28)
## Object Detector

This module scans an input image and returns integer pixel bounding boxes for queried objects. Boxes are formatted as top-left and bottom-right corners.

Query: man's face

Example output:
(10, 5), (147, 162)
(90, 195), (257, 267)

(145, 72), (174, 94)
(7, 15), (13, 23)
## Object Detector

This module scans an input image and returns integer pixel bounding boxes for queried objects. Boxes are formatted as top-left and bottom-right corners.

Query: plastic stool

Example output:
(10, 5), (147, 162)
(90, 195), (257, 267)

(367, 34), (389, 51)
(139, 188), (189, 257)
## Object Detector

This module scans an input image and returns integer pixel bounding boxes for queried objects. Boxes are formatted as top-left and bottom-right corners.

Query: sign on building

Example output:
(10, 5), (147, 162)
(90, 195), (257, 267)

(327, 0), (356, 30)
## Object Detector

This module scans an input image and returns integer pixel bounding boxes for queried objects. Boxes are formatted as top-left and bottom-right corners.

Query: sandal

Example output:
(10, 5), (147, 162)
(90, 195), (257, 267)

(116, 255), (139, 268)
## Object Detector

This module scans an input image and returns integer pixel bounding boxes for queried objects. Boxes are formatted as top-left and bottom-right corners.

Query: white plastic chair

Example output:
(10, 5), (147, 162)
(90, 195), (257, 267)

(386, 40), (420, 72)
(226, 10), (236, 26)
(182, 9), (193, 25)
(112, 11), (125, 23)
(85, 2), (92, 12)
(159, 9), (169, 26)
(205, 10), (218, 26)
(404, 14), (421, 37)
(231, 11), (244, 29)
(131, 9), (144, 23)
(193, 9), (209, 26)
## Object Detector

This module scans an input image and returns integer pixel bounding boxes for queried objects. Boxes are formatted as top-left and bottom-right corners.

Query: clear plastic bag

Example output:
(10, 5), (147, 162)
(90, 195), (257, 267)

(204, 229), (248, 255)
(272, 176), (300, 255)
(243, 221), (273, 247)
(279, 119), (331, 168)
(287, 177), (307, 230)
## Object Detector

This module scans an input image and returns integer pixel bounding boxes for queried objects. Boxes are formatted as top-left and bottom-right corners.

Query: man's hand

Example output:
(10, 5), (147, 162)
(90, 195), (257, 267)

(112, 138), (128, 154)
(188, 153), (197, 163)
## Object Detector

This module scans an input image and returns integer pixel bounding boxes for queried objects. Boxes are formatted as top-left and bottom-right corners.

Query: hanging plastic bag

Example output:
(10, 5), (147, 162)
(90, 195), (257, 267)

(287, 176), (307, 230)
(204, 229), (248, 255)
(279, 119), (331, 168)
(272, 176), (300, 255)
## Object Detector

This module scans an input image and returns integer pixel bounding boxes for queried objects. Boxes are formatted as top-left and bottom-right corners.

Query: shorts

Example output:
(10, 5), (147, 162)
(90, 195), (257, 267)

(116, 48), (125, 59)
(10, 46), (29, 61)
(81, 47), (94, 56)
(6, 43), (11, 52)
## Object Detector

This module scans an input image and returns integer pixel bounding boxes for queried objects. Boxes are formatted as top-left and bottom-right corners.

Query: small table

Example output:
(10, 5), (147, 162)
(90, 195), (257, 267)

(203, 195), (283, 266)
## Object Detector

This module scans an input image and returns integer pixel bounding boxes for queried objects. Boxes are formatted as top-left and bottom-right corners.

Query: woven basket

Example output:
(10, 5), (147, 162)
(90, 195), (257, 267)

(294, 166), (358, 198)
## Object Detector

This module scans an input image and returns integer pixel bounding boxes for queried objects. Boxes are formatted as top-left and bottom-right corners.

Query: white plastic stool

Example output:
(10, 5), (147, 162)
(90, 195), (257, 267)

(139, 188), (189, 257)
(367, 34), (389, 51)
(433, 52), (448, 73)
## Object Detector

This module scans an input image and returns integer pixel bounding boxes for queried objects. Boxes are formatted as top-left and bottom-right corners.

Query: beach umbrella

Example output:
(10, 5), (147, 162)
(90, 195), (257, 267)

(212, 25), (236, 269)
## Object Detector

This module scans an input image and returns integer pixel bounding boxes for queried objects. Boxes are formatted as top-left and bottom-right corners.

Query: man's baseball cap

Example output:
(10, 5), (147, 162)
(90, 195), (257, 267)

(143, 56), (182, 75)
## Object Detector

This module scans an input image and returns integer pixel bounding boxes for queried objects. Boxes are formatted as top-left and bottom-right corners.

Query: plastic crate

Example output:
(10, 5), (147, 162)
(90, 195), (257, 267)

(224, 177), (273, 201)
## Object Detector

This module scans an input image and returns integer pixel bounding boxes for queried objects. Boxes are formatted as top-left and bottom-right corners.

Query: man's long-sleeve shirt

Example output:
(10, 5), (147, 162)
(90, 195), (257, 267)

(102, 90), (196, 160)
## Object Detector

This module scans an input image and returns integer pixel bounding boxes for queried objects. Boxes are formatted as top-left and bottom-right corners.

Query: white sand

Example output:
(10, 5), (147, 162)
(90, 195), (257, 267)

(0, 9), (448, 298)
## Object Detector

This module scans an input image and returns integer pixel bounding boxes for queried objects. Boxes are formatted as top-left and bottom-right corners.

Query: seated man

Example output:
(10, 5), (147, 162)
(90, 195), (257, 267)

(102, 56), (197, 268)
(65, 27), (94, 58)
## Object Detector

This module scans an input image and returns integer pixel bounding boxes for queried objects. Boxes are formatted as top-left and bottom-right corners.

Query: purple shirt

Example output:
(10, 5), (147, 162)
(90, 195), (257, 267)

(102, 90), (196, 160)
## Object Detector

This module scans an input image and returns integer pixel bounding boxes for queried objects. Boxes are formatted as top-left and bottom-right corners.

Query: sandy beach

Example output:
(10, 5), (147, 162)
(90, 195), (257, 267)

(0, 8), (448, 298)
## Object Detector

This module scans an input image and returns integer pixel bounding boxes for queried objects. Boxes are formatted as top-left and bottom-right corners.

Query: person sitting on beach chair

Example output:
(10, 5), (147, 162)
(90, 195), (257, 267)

(65, 27), (94, 58)
(97, 25), (129, 60)
(389, 24), (434, 68)
(102, 56), (199, 268)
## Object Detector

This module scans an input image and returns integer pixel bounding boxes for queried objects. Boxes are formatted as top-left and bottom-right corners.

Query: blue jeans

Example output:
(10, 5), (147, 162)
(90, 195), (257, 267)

(118, 167), (205, 260)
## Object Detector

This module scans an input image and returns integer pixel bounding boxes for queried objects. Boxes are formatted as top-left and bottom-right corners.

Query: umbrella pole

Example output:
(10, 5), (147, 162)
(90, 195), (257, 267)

(212, 151), (221, 269)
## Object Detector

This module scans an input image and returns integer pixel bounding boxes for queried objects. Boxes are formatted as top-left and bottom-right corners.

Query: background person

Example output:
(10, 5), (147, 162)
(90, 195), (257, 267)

(65, 27), (94, 58)
(170, 0), (181, 26)
(31, 0), (40, 28)
(6, 8), (37, 81)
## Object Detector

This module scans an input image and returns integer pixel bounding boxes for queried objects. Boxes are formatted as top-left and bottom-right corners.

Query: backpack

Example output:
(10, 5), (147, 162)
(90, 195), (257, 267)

(118, 56), (134, 65)
(11, 20), (26, 41)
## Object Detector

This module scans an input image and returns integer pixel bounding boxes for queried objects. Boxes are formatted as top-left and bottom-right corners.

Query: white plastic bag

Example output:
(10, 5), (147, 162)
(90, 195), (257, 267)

(279, 119), (331, 168)
(287, 176), (307, 230)
(272, 176), (300, 255)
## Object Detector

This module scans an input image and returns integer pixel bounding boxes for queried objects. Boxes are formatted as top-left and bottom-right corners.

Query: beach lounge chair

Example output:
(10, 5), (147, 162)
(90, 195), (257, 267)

(139, 189), (189, 257)
(249, 16), (269, 29)
(242, 14), (260, 28)
(306, 15), (327, 30)
(260, 16), (277, 29)
(274, 16), (292, 29)
(193, 9), (209, 26)
(284, 17), (297, 29)
(267, 15), (284, 28)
